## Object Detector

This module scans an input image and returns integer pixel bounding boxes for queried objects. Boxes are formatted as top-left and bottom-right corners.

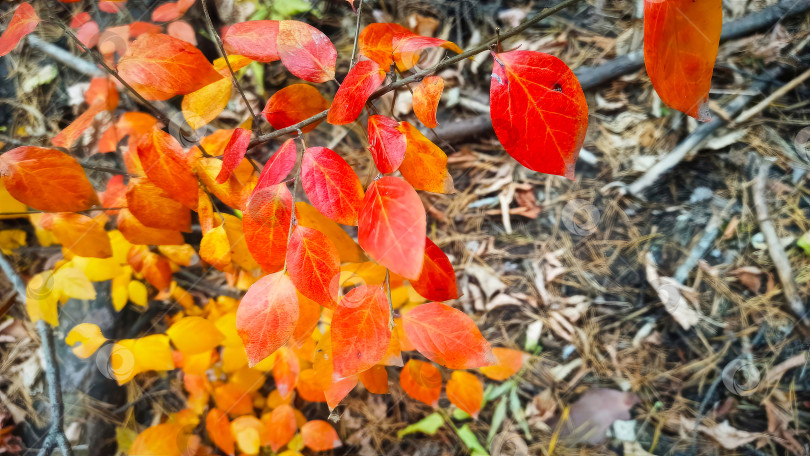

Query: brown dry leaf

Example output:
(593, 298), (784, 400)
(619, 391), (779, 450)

(765, 353), (806, 384)
(645, 253), (700, 330)
(559, 388), (639, 445)
(513, 185), (541, 219)
(730, 266), (763, 293)
(680, 418), (762, 449)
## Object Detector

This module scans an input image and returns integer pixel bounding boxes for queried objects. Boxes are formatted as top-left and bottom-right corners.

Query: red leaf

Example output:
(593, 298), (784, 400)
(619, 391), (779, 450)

(367, 115), (406, 173)
(392, 31), (463, 71)
(215, 128), (251, 184)
(242, 183), (293, 273)
(151, 0), (195, 22)
(327, 60), (386, 125)
(75, 21), (99, 49)
(0, 146), (99, 212)
(411, 237), (458, 301)
(0, 3), (39, 57)
(358, 23), (411, 68)
(490, 50), (588, 179)
(446, 371), (483, 418)
(402, 302), (494, 369)
(286, 225), (340, 308)
(167, 20), (196, 45)
(358, 176), (425, 280)
(301, 147), (365, 226)
(84, 77), (119, 111)
(358, 365), (388, 394)
(100, 174), (126, 214)
(644, 0), (722, 121)
(236, 272), (299, 366)
(255, 139), (296, 190)
(126, 178), (192, 232)
(412, 75), (444, 128)
(262, 404), (296, 452)
(129, 21), (162, 37)
(277, 20), (336, 83)
(70, 12), (91, 28)
(398, 121), (454, 193)
(331, 285), (390, 378)
(262, 84), (329, 133)
(136, 128), (199, 209)
(223, 20), (280, 63)
(400, 359), (441, 407)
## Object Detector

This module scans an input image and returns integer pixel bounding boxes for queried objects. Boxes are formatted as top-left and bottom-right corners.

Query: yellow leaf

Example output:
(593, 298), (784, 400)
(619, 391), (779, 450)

(128, 280), (148, 307)
(213, 55), (253, 75)
(109, 230), (133, 264)
(112, 334), (175, 385)
(71, 255), (123, 282)
(115, 427), (138, 454)
(0, 229), (26, 254)
(181, 350), (214, 376)
(231, 416), (262, 455)
(65, 323), (107, 358)
(200, 225), (232, 271)
(0, 180), (27, 219)
(182, 78), (232, 130)
(28, 213), (57, 246)
(112, 267), (132, 311)
(158, 244), (198, 266)
(26, 270), (58, 326)
(110, 339), (139, 385)
(53, 267), (96, 301)
(166, 316), (225, 355)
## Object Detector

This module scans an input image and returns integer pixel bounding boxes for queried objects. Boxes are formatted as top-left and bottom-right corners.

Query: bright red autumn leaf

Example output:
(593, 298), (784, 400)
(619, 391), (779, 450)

(413, 75), (444, 128)
(286, 226), (340, 308)
(151, 0), (195, 22)
(277, 20), (337, 83)
(301, 420), (342, 452)
(359, 364), (388, 394)
(51, 102), (106, 149)
(126, 178), (192, 232)
(301, 147), (365, 225)
(236, 272), (299, 366)
(398, 121), (454, 193)
(327, 60), (386, 125)
(411, 237), (458, 302)
(392, 31), (463, 71)
(402, 302), (494, 369)
(400, 359), (442, 407)
(358, 176), (426, 280)
(446, 370), (483, 418)
(136, 128), (199, 209)
(223, 20), (280, 62)
(644, 0), (722, 121)
(479, 347), (525, 381)
(358, 23), (411, 68)
(242, 183), (293, 273)
(0, 146), (99, 212)
(367, 115), (406, 173)
(262, 404), (296, 452)
(263, 84), (329, 133)
(215, 128), (251, 184)
(331, 285), (390, 378)
(118, 33), (223, 101)
(100, 174), (126, 214)
(206, 409), (235, 456)
(254, 139), (296, 190)
(490, 50), (588, 180)
(0, 3), (39, 57)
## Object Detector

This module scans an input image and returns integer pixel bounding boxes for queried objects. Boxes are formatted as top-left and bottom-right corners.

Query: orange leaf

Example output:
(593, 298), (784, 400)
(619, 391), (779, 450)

(118, 33), (223, 101)
(332, 285), (390, 378)
(412, 75), (444, 128)
(206, 409), (235, 456)
(167, 20), (196, 45)
(400, 359), (441, 407)
(126, 178), (192, 232)
(277, 20), (336, 83)
(0, 3), (39, 57)
(392, 31), (463, 71)
(51, 213), (112, 258)
(292, 292), (321, 345)
(272, 346), (300, 398)
(327, 60), (386, 125)
(301, 147), (364, 226)
(297, 368), (327, 402)
(255, 139), (296, 189)
(151, 0), (196, 22)
(223, 20), (280, 63)
(367, 115), (406, 174)
(199, 225), (232, 271)
(262, 404), (297, 452)
(325, 374), (357, 410)
(194, 157), (257, 211)
(243, 183), (292, 273)
(216, 128), (251, 184)
(51, 102), (106, 149)
(137, 128), (199, 209)
(182, 78), (232, 130)
(236, 272), (299, 366)
(99, 111), (158, 154)
(301, 420), (342, 452)
(130, 423), (194, 456)
(402, 302), (494, 369)
(286, 225), (340, 308)
(398, 121), (453, 193)
(410, 237), (458, 301)
(129, 21), (162, 37)
(479, 347), (525, 381)
(118, 208), (185, 246)
(99, 174), (126, 214)
(0, 146), (99, 212)
(358, 176), (425, 280)
(359, 364), (388, 394)
(130, 249), (173, 290)
(295, 201), (366, 263)
(446, 370), (483, 418)
(85, 77), (119, 111)
(358, 23), (411, 68)
(262, 84), (328, 133)
(490, 50), (588, 179)
(213, 383), (253, 417)
(644, 0), (722, 121)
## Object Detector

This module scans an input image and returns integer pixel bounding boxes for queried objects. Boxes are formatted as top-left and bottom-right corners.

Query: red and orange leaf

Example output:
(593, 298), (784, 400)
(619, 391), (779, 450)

(325, 374), (358, 410)
(70, 12), (90, 28)
(137, 251), (173, 290)
(272, 347), (300, 398)
(51, 213), (112, 258)
(167, 20), (196, 45)
(301, 147), (365, 226)
(126, 178), (192, 232)
(490, 50), (588, 179)
(0, 146), (99, 212)
(236, 272), (299, 366)
(242, 183), (292, 273)
(400, 359), (441, 407)
(216, 128), (252, 184)
(295, 202), (366, 264)
(206, 409), (235, 456)
(223, 20), (280, 63)
(195, 128), (235, 156)
(222, 214), (261, 272)
(292, 292), (321, 344)
(398, 121), (454, 193)
(301, 420), (342, 452)
(118, 208), (185, 245)
(402, 302), (494, 369)
(255, 139), (297, 190)
(367, 115), (406, 174)
(130, 423), (194, 456)
(286, 225), (340, 308)
(262, 404), (297, 452)
(137, 128), (199, 209)
(644, 0), (722, 121)
(479, 347), (525, 381)
(327, 60), (386, 125)
(358, 176), (426, 280)
(118, 33), (223, 101)
(332, 285), (390, 378)
(263, 84), (328, 133)
(0, 3), (39, 57)
(99, 112), (159, 154)
(410, 237), (458, 301)
(357, 23), (411, 68)
(129, 21), (162, 37)
(392, 31), (463, 71)
(297, 368), (327, 402)
(412, 75), (444, 128)
(182, 77), (232, 130)
(151, 0), (195, 22)
(51, 102), (106, 149)
(277, 20), (336, 83)
(194, 157), (257, 211)
(85, 77), (119, 111)
(359, 365), (388, 394)
(446, 370), (483, 418)
(100, 174), (126, 214)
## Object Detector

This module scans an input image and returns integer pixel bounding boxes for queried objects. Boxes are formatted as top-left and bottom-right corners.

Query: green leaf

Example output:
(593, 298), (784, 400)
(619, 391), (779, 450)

(452, 407), (471, 421)
(485, 380), (514, 402)
(397, 413), (445, 438)
(457, 424), (489, 456)
(797, 232), (810, 254)
(487, 398), (508, 444)
(509, 388), (531, 439)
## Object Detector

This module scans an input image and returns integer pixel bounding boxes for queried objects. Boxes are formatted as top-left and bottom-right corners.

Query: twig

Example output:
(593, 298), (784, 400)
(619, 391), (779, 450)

(674, 199), (736, 284)
(753, 161), (807, 320)
(734, 67), (810, 124)
(349, 0), (365, 68)
(27, 35), (103, 77)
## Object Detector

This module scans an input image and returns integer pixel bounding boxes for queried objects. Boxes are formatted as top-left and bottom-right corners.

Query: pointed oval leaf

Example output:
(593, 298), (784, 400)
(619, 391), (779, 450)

(287, 225), (340, 307)
(446, 370), (483, 418)
(295, 201), (366, 264)
(332, 285), (390, 378)
(216, 128), (252, 184)
(367, 115), (406, 174)
(263, 84), (328, 133)
(126, 178), (192, 232)
(118, 208), (185, 246)
(359, 364), (388, 394)
(301, 420), (341, 452)
(301, 147), (365, 226)
(51, 213), (113, 258)
(206, 409), (236, 456)
(137, 128), (199, 209)
(182, 77), (232, 130)
(358, 23), (411, 68)
(392, 31), (463, 71)
(263, 404), (297, 452)
(410, 237), (458, 301)
(236, 272), (299, 366)
(243, 183), (293, 273)
(398, 121), (454, 193)
(479, 347), (525, 381)
(167, 316), (225, 355)
(0, 3), (39, 57)
(277, 20), (336, 83)
(413, 75), (444, 128)
(199, 224), (232, 271)
(255, 139), (297, 190)
(400, 359), (442, 407)
(327, 60), (386, 125)
(223, 20), (280, 62)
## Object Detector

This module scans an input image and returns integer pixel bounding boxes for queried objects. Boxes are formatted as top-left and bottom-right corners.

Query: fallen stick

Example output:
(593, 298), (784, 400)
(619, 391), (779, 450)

(734, 67), (810, 124)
